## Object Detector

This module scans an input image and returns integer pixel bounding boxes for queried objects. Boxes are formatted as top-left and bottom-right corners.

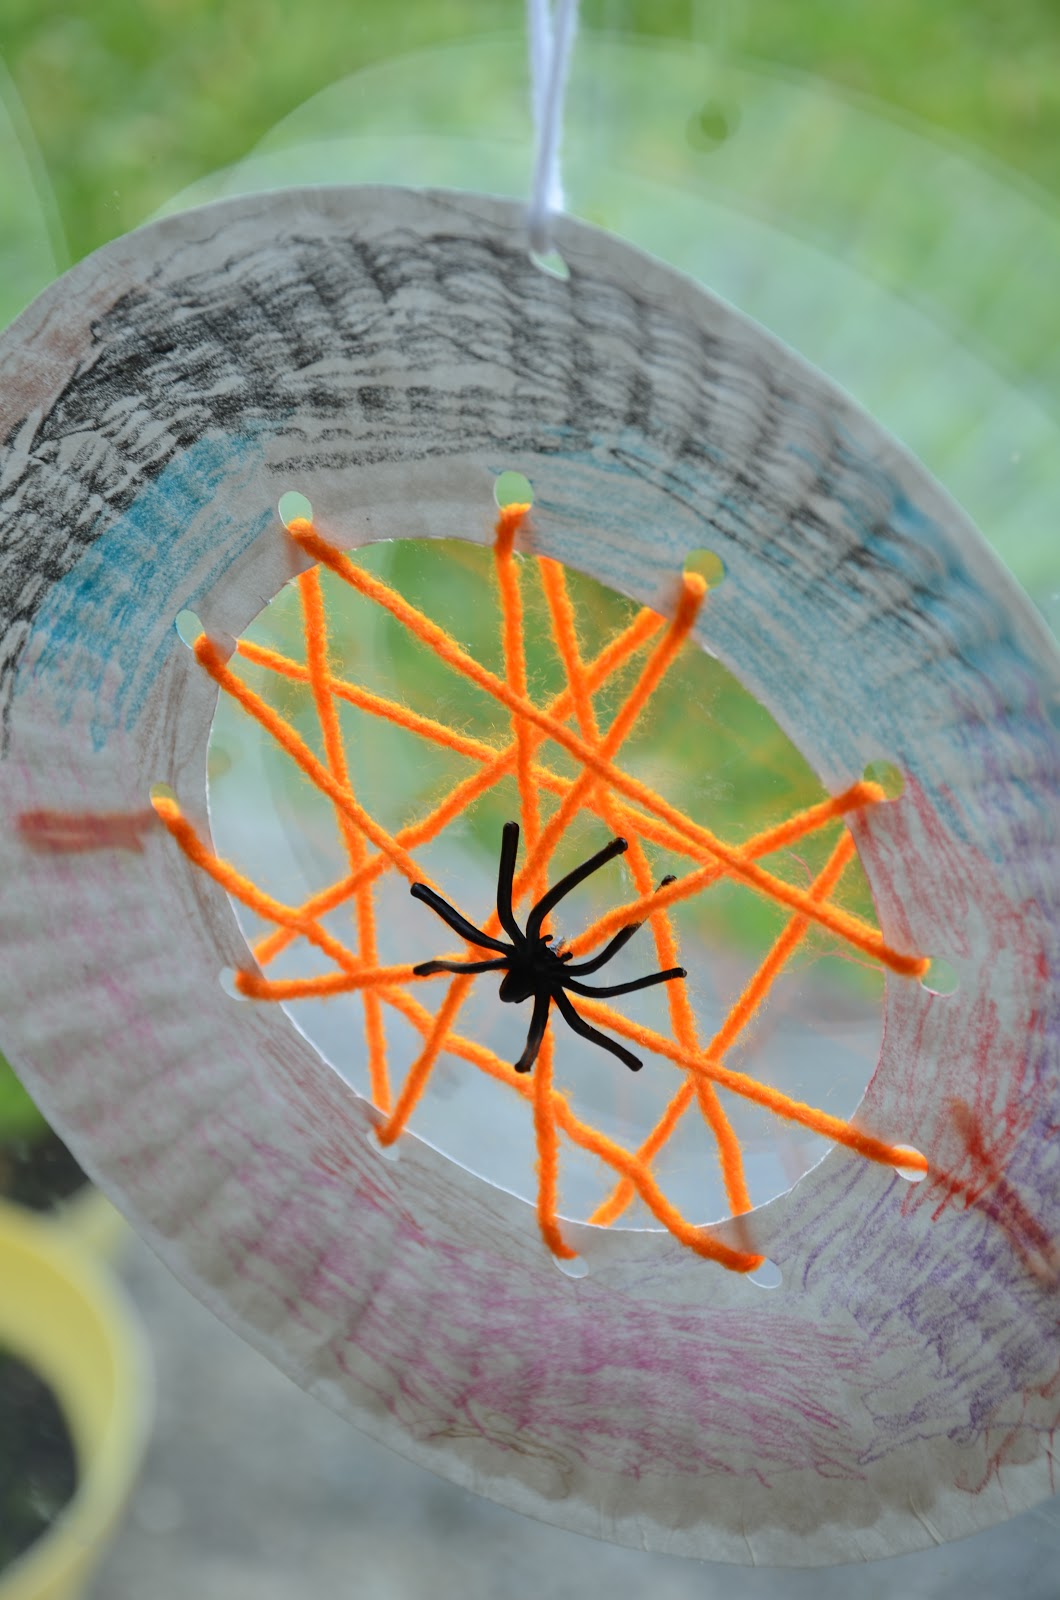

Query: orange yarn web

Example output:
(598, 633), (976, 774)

(154, 505), (929, 1272)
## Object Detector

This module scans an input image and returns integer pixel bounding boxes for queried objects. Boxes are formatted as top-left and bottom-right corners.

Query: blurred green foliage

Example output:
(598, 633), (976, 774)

(0, 1054), (47, 1141)
(0, 0), (1057, 266)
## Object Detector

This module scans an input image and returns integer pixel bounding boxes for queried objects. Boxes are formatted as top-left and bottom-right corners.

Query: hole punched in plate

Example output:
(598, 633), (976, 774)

(278, 491), (313, 529)
(863, 760), (905, 801)
(218, 967), (249, 1002)
(175, 609), (204, 648)
(366, 1127), (400, 1164)
(552, 1251), (588, 1280)
(529, 248), (570, 281)
(920, 957), (960, 998)
(891, 1145), (928, 1183)
(494, 471), (534, 510)
(683, 548), (726, 590)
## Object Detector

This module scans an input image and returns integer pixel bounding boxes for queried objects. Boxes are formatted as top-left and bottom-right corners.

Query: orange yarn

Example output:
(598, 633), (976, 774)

(161, 509), (930, 1271)
(533, 1029), (576, 1259)
(515, 566), (706, 913)
(151, 794), (365, 975)
(537, 554), (752, 1220)
(568, 783), (882, 958)
(590, 830), (858, 1226)
(494, 505), (544, 886)
(288, 519), (926, 980)
(300, 569), (391, 1111)
(245, 601), (664, 971)
(194, 635), (433, 892)
(237, 638), (502, 764)
(377, 976), (475, 1149)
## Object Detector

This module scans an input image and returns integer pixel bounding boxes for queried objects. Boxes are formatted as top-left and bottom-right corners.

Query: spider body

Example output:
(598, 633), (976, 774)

(495, 931), (571, 1007)
(410, 821), (684, 1073)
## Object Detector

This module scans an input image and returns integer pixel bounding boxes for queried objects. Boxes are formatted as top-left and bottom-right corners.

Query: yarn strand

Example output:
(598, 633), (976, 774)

(526, 0), (581, 254)
(164, 510), (929, 1271)
(287, 520), (926, 980)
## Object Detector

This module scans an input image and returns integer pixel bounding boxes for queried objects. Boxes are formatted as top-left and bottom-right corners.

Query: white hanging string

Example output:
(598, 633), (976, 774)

(526, 0), (581, 256)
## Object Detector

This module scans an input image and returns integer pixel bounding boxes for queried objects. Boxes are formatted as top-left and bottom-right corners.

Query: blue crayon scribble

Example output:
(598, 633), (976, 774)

(29, 431), (273, 749)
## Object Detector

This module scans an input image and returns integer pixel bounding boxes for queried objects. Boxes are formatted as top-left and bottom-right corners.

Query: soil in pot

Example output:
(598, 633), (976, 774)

(0, 1133), (87, 1213)
(0, 1345), (78, 1571)
(0, 1058), (88, 1213)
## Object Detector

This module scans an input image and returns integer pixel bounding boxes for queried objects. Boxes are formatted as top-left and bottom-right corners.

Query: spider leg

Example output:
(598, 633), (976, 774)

(553, 988), (642, 1072)
(562, 873), (679, 975)
(525, 834), (629, 943)
(409, 882), (508, 953)
(513, 988), (552, 1074)
(562, 920), (643, 976)
(413, 957), (510, 977)
(495, 820), (525, 945)
(563, 966), (686, 999)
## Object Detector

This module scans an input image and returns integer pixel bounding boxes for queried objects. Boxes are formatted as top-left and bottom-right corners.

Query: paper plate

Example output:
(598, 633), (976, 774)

(0, 186), (1057, 1565)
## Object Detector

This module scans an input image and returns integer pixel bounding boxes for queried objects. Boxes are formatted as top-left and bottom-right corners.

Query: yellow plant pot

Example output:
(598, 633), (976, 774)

(52, 1186), (126, 1263)
(0, 1203), (151, 1600)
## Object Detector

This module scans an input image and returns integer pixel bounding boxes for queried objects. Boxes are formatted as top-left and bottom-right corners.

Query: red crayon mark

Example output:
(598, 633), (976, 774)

(956, 1362), (1060, 1497)
(934, 1098), (1059, 1285)
(17, 807), (158, 855)
(856, 774), (1049, 1253)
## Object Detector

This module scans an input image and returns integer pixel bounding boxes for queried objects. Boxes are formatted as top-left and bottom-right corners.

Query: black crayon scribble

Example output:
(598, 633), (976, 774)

(0, 194), (1042, 756)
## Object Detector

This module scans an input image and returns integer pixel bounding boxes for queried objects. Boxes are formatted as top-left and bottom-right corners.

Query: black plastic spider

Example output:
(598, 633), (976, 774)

(410, 820), (685, 1074)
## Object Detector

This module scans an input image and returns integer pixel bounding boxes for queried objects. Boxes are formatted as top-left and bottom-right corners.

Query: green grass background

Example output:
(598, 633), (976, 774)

(2, 0), (1058, 265)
